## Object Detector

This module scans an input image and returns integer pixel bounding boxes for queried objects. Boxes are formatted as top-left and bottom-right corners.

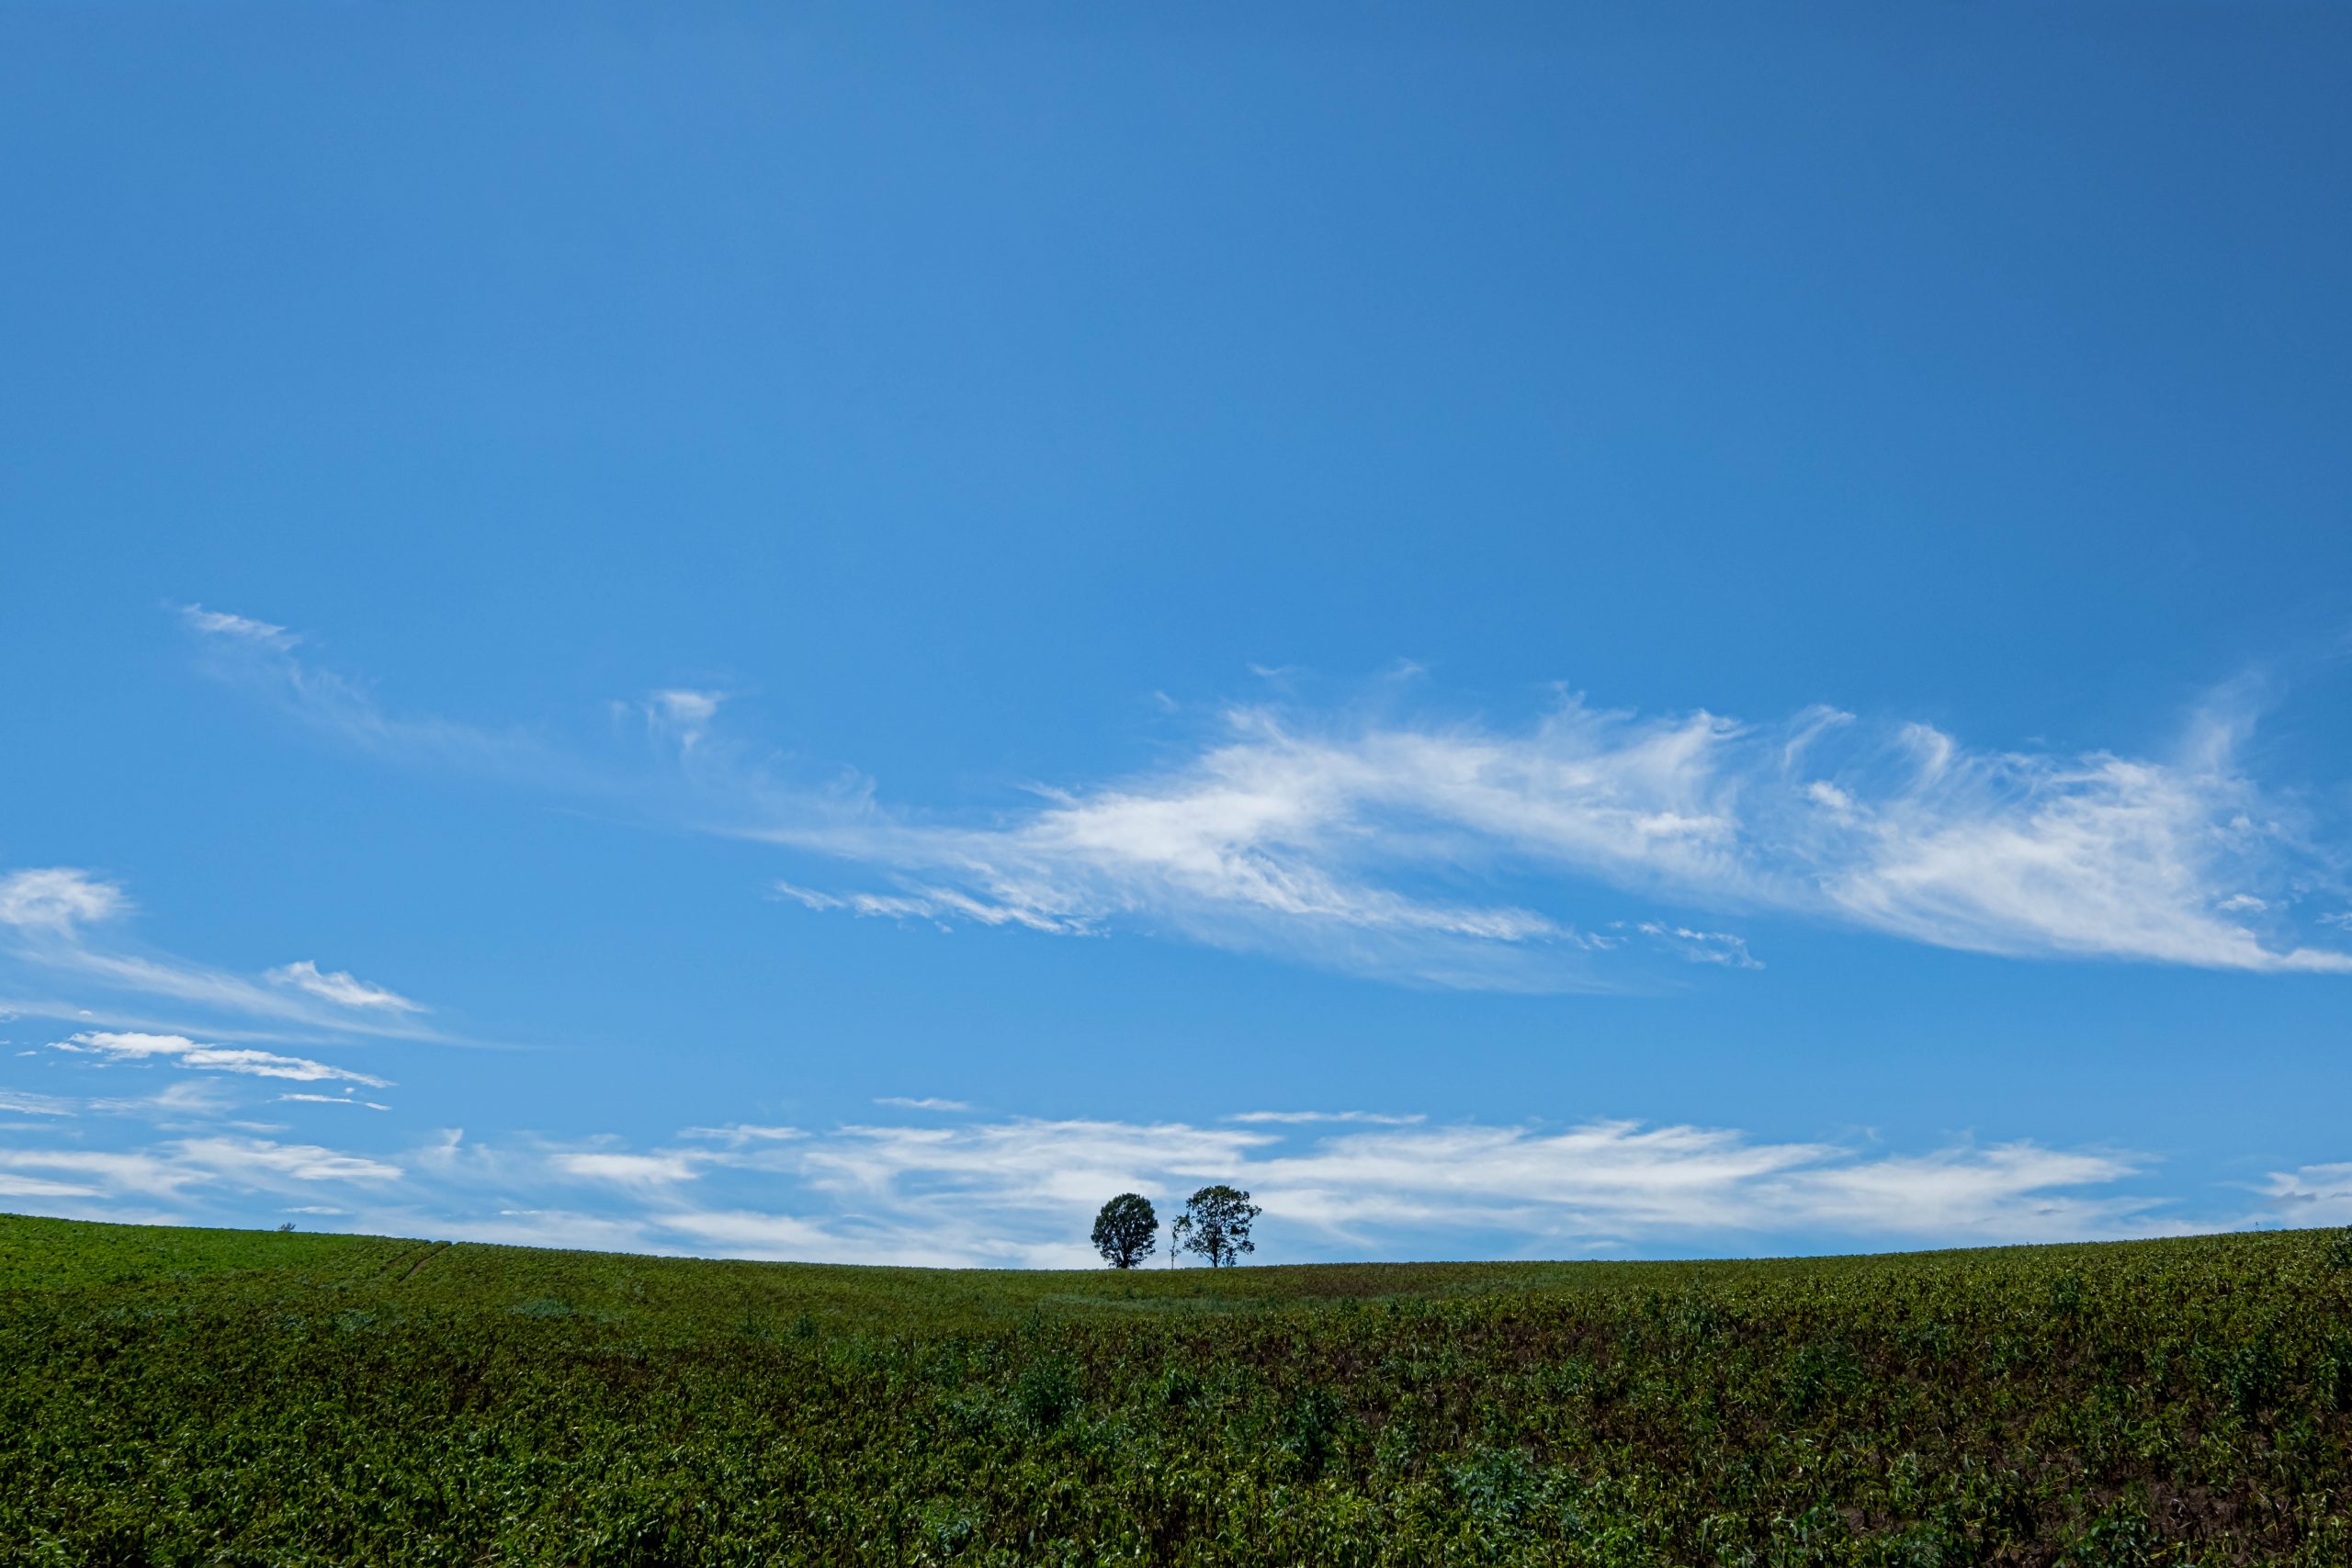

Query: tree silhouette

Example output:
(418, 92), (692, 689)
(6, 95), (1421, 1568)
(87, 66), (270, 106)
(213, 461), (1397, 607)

(1091, 1192), (1158, 1269)
(1174, 1185), (1260, 1268)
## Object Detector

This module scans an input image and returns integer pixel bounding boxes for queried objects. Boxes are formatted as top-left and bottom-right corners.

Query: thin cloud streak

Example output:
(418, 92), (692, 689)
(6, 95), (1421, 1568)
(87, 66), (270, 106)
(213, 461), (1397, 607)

(49, 1030), (391, 1087)
(266, 961), (424, 1013)
(0, 866), (452, 1043)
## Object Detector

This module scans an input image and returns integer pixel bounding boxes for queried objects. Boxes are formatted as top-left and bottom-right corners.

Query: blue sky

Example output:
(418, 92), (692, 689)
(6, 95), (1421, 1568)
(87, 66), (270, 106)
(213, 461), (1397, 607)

(5, 2), (2350, 1266)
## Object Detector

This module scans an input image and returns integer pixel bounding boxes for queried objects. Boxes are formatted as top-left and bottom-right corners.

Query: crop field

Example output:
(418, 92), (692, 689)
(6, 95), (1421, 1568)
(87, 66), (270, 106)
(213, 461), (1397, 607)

(2, 1216), (2348, 1566)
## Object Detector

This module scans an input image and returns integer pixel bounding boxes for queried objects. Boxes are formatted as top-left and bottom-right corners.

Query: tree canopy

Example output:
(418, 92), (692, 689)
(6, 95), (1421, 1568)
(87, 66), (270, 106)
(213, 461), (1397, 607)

(1090, 1192), (1158, 1269)
(1173, 1185), (1260, 1269)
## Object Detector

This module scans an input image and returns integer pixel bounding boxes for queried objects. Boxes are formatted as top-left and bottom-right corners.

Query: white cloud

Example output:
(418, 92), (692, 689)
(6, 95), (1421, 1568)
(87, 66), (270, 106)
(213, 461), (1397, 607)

(754, 694), (2349, 984)
(0, 1088), (76, 1117)
(1635, 921), (1762, 969)
(0, 1172), (109, 1199)
(0, 867), (446, 1043)
(1803, 717), (2352, 974)
(2252, 1162), (2352, 1225)
(266, 961), (424, 1013)
(170, 1137), (403, 1184)
(771, 881), (844, 912)
(0, 1147), (189, 1199)
(178, 611), (2352, 987)
(0, 868), (127, 933)
(51, 1031), (390, 1087)
(550, 1151), (703, 1188)
(797, 1115), (2176, 1254)
(677, 1122), (803, 1145)
(0, 1134), (400, 1204)
(875, 1096), (971, 1111)
(177, 604), (298, 649)
(439, 1113), (2185, 1265)
(181, 604), (563, 784)
(0, 1099), (2285, 1266)
(653, 690), (722, 727)
(1227, 1110), (1426, 1125)
(626, 688), (730, 756)
(277, 1093), (391, 1110)
(87, 1078), (236, 1122)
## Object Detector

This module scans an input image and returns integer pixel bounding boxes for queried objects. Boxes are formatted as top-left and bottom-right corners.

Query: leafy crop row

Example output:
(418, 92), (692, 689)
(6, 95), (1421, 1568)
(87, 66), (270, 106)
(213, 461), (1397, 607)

(3, 1215), (2346, 1564)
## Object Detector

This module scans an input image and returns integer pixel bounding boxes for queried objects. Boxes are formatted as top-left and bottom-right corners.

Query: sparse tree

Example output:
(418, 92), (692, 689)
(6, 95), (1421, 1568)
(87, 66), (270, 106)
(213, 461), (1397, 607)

(1091, 1192), (1158, 1269)
(1174, 1184), (1260, 1268)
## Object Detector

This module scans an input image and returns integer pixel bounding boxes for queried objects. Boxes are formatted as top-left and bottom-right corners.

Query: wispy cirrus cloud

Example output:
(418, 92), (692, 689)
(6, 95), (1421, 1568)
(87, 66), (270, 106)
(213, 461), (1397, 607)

(0, 866), (440, 1043)
(50, 1031), (390, 1087)
(0, 1082), (2334, 1266)
(266, 961), (424, 1013)
(2253, 1162), (2352, 1226)
(757, 696), (2349, 984)
(550, 1150), (703, 1189)
(490, 1112), (2195, 1266)
(178, 605), (298, 651)
(181, 607), (2352, 988)
(176, 604), (571, 784)
(0, 1135), (401, 1207)
(326, 1113), (2196, 1268)
(1227, 1110), (1425, 1126)
(0, 1088), (77, 1118)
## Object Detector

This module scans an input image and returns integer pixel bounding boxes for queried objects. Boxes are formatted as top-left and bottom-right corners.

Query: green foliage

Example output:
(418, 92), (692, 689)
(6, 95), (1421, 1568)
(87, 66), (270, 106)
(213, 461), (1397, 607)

(1090, 1191), (1158, 1269)
(2326, 1225), (2352, 1271)
(1174, 1183), (1261, 1269)
(3, 1213), (2349, 1563)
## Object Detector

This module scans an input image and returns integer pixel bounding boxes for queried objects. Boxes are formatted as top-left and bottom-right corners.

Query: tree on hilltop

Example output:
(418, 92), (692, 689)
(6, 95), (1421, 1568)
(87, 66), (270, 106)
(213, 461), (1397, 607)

(1174, 1185), (1260, 1268)
(1091, 1192), (1158, 1269)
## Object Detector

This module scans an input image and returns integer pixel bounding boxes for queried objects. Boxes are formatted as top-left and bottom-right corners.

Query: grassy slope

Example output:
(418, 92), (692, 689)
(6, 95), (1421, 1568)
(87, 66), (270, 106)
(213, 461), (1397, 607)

(2, 1214), (2347, 1566)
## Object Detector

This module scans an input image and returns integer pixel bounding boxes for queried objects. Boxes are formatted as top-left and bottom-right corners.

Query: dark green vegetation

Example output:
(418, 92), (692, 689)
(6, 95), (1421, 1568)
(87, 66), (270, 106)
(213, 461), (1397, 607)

(5, 1216), (2350, 1565)
(1091, 1193), (1159, 1270)
(1173, 1186), (1261, 1271)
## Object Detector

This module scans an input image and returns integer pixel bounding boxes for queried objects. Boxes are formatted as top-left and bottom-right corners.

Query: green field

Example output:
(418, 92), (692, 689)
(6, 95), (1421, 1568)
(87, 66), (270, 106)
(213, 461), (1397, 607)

(3, 1215), (2347, 1565)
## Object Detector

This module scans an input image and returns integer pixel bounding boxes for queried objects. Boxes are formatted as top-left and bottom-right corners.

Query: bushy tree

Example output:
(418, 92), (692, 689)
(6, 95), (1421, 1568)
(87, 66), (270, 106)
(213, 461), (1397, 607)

(1174, 1184), (1260, 1268)
(1091, 1192), (1158, 1269)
